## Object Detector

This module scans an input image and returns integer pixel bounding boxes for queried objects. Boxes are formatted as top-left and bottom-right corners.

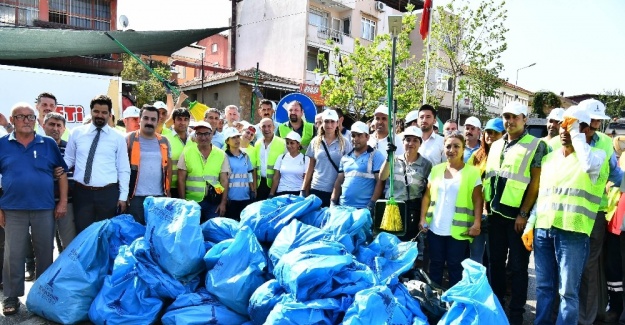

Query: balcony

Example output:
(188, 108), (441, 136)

(307, 24), (354, 53)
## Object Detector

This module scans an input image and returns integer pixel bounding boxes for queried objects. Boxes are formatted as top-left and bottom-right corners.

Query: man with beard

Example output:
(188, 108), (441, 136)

(125, 105), (171, 224)
(278, 101), (315, 153)
(544, 107), (564, 142)
(254, 118), (286, 200)
(463, 116), (481, 162)
(255, 99), (280, 141)
(368, 105), (404, 160)
(223, 105), (241, 134)
(164, 108), (193, 198)
(64, 95), (130, 233)
(417, 104), (446, 164)
(331, 121), (384, 212)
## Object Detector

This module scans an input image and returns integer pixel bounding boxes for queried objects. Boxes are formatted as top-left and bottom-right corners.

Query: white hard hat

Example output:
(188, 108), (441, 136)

(285, 131), (302, 143)
(546, 108), (565, 122)
(223, 127), (241, 140)
(153, 101), (167, 110)
(122, 106), (140, 119)
(464, 116), (482, 129)
(502, 101), (528, 116)
(578, 98), (609, 120)
(405, 110), (419, 124)
(351, 121), (370, 134)
(402, 126), (423, 139)
(374, 105), (389, 116)
(322, 109), (339, 121)
(563, 105), (591, 125)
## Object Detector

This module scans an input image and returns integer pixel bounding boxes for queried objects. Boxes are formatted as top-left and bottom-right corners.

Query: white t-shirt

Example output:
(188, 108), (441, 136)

(428, 170), (481, 236)
(274, 153), (310, 193)
(367, 133), (404, 159)
(419, 132), (446, 165)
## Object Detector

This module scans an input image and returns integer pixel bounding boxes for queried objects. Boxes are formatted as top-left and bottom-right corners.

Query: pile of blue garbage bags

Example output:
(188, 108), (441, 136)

(25, 195), (507, 325)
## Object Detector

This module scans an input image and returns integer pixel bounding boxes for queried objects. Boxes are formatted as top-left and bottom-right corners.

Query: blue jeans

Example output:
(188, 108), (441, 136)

(469, 215), (488, 264)
(427, 231), (469, 288)
(198, 198), (220, 223)
(534, 227), (589, 325)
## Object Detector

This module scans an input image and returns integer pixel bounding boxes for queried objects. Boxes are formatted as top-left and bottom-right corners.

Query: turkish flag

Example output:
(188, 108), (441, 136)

(420, 0), (432, 40)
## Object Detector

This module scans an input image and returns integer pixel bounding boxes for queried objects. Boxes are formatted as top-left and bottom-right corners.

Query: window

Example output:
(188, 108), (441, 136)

(308, 8), (328, 28)
(0, 0), (39, 26)
(435, 69), (453, 92)
(175, 65), (185, 79)
(211, 43), (218, 53)
(306, 46), (329, 73)
(49, 0), (111, 30)
(361, 17), (376, 41)
(342, 17), (351, 36)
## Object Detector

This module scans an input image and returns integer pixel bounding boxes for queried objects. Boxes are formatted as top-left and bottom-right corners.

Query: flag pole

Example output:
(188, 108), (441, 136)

(422, 0), (433, 105)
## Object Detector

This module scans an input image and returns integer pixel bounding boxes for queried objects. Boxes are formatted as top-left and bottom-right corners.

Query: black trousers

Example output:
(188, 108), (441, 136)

(256, 177), (271, 201)
(226, 199), (251, 222)
(170, 187), (180, 199)
(310, 189), (332, 208)
(73, 184), (119, 234)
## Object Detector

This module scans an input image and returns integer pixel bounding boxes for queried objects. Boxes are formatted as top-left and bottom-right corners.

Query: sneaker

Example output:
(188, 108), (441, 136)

(25, 269), (35, 282)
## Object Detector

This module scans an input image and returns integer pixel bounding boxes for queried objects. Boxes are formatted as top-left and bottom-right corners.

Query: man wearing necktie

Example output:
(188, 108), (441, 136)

(64, 95), (130, 234)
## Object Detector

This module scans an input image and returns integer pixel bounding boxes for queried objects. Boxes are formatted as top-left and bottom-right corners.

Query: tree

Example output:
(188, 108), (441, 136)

(429, 0), (508, 120)
(598, 89), (625, 119)
(319, 4), (440, 121)
(531, 91), (561, 118)
(120, 54), (171, 107)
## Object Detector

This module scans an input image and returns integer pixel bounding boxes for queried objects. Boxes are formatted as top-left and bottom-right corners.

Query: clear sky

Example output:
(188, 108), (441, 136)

(117, 0), (625, 97)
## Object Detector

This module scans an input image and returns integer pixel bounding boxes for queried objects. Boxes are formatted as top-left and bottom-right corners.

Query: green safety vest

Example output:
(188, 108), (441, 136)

(483, 134), (541, 216)
(550, 132), (613, 212)
(254, 136), (286, 188)
(536, 148), (609, 236)
(165, 132), (194, 189)
(183, 145), (225, 202)
(278, 122), (314, 153)
(426, 164), (482, 242)
(160, 127), (173, 137)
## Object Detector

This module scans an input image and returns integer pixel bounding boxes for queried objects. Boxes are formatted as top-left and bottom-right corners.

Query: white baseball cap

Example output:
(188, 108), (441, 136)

(153, 101), (167, 110)
(563, 105), (591, 125)
(223, 127), (241, 140)
(122, 106), (140, 119)
(351, 121), (370, 134)
(192, 121), (213, 130)
(285, 131), (302, 143)
(464, 116), (481, 129)
(546, 108), (565, 121)
(502, 102), (528, 116)
(322, 109), (339, 121)
(402, 126), (423, 139)
(405, 110), (419, 124)
(374, 105), (389, 116)
(578, 98), (609, 120)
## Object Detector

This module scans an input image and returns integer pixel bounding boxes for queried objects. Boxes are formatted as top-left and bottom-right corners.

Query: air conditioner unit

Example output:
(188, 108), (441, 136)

(375, 1), (385, 11)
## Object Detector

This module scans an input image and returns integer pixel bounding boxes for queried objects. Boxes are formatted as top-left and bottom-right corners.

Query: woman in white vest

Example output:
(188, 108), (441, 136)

(420, 132), (483, 288)
(269, 131), (310, 197)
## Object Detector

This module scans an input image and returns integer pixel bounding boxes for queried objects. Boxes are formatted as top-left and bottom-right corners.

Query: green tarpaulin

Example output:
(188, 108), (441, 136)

(0, 27), (230, 60)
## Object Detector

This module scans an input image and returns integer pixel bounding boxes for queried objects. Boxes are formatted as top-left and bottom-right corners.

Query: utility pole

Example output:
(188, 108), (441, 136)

(230, 0), (238, 70)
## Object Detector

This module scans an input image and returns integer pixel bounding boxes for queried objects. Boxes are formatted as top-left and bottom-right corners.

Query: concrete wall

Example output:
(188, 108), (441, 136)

(187, 81), (241, 112)
(198, 34), (230, 69)
(236, 0), (308, 82)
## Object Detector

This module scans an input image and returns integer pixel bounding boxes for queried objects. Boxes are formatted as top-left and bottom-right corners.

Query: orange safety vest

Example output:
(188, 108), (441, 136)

(127, 130), (170, 199)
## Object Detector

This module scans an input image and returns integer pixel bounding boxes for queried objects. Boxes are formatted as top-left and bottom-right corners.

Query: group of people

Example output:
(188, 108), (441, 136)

(0, 90), (624, 325)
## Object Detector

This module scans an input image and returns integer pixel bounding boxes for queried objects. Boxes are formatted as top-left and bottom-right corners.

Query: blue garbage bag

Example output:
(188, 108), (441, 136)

(88, 244), (163, 324)
(438, 259), (507, 325)
(205, 226), (267, 315)
(161, 288), (249, 325)
(248, 280), (287, 325)
(145, 197), (205, 280)
(273, 241), (377, 301)
(264, 295), (353, 325)
(343, 286), (416, 325)
(201, 217), (240, 242)
(26, 217), (133, 324)
(317, 206), (373, 251)
(203, 238), (234, 269)
(269, 220), (352, 268)
(299, 207), (330, 227)
(240, 194), (322, 243)
(391, 283), (429, 325)
(107, 214), (146, 272)
(355, 232), (418, 285)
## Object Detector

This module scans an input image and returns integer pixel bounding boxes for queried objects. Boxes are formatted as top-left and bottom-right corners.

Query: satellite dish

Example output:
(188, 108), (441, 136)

(119, 15), (129, 29)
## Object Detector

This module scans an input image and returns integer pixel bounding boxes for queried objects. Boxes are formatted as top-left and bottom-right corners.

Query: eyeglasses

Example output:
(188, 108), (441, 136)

(196, 131), (212, 137)
(13, 114), (36, 121)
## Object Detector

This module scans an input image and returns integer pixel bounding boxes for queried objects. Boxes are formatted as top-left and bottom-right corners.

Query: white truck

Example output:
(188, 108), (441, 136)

(0, 64), (123, 130)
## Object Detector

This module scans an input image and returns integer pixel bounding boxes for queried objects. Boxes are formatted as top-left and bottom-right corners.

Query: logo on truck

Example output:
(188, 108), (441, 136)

(56, 105), (85, 123)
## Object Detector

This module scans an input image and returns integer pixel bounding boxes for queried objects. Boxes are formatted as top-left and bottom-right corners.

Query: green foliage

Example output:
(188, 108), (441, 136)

(319, 4), (440, 121)
(531, 91), (561, 118)
(120, 53), (171, 107)
(598, 89), (625, 119)
(430, 0), (508, 120)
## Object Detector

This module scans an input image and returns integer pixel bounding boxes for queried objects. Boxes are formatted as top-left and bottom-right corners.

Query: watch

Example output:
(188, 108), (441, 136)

(519, 210), (528, 218)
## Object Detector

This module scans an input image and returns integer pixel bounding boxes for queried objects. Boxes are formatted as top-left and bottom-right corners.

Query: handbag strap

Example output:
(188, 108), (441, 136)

(321, 139), (340, 173)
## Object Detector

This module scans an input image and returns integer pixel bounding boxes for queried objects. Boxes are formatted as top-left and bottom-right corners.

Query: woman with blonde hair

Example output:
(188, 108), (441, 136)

(303, 109), (352, 207)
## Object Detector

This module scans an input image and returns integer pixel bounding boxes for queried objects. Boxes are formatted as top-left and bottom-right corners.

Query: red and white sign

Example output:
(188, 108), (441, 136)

(56, 105), (86, 123)
(300, 83), (325, 106)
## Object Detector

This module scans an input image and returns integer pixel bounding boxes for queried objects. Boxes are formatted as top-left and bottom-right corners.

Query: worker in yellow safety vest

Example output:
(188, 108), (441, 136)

(177, 121), (229, 222)
(255, 117), (286, 200)
(277, 100), (314, 154)
(522, 106), (609, 324)
(164, 108), (195, 198)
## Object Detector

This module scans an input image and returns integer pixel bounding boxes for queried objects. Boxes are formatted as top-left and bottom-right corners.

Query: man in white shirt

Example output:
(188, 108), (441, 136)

(222, 105), (241, 134)
(367, 105), (404, 159)
(64, 95), (131, 234)
(463, 116), (481, 162)
(255, 99), (280, 142)
(417, 104), (446, 165)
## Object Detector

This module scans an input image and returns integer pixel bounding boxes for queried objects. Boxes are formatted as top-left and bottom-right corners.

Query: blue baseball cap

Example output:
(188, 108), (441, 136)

(484, 118), (504, 133)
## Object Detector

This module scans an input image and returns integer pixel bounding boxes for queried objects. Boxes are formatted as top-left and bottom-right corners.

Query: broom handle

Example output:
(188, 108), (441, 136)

(387, 67), (395, 198)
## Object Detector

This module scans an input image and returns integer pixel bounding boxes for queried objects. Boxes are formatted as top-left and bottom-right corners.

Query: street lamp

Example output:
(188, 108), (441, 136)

(516, 62), (536, 86)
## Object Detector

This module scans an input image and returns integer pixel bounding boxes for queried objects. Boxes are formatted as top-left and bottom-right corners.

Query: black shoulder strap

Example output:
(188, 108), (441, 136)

(321, 139), (339, 173)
